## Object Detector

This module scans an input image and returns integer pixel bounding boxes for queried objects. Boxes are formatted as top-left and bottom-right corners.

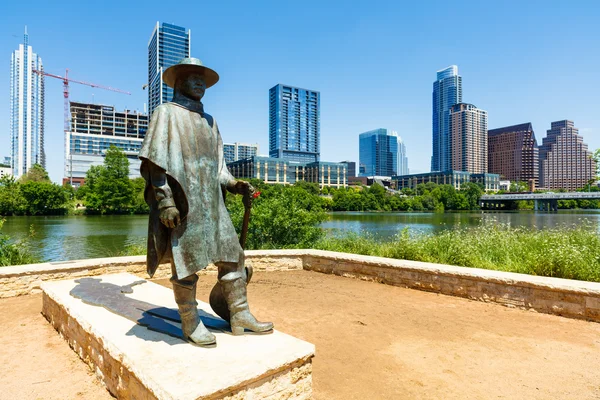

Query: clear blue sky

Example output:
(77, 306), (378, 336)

(1, 0), (599, 183)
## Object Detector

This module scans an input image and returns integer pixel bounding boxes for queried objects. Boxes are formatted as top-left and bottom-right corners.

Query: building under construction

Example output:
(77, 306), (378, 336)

(64, 101), (148, 186)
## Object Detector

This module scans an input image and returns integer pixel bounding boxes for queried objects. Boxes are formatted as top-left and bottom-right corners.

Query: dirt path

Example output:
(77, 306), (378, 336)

(0, 294), (110, 400)
(1, 270), (599, 399)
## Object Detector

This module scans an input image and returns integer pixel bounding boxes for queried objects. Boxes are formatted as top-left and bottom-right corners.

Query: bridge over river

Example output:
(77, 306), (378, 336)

(480, 192), (600, 211)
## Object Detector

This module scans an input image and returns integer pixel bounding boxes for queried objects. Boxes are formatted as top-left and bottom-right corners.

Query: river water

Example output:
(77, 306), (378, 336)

(2, 210), (599, 262)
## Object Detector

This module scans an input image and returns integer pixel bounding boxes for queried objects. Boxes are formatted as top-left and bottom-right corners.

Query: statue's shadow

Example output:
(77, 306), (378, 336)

(69, 277), (230, 346)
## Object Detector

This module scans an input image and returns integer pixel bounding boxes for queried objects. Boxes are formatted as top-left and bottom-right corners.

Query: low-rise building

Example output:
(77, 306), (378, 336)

(499, 180), (511, 191)
(392, 170), (499, 192)
(227, 156), (347, 188)
(0, 166), (12, 179)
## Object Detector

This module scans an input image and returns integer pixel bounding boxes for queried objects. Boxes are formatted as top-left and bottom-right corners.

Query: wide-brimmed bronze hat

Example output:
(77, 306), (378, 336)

(163, 57), (220, 89)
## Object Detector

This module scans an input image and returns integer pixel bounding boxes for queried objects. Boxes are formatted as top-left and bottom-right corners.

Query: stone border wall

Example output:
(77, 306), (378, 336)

(2, 250), (600, 323)
(0, 251), (304, 298)
(302, 250), (600, 323)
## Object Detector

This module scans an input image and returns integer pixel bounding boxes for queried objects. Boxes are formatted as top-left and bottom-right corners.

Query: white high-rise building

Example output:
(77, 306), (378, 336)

(397, 137), (409, 176)
(10, 28), (45, 178)
(223, 142), (259, 164)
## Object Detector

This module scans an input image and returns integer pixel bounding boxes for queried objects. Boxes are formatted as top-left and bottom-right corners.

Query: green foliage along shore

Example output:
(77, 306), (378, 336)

(119, 178), (600, 283)
(76, 146), (148, 214)
(327, 182), (483, 212)
(0, 164), (69, 216)
(0, 219), (38, 266)
(315, 225), (600, 283)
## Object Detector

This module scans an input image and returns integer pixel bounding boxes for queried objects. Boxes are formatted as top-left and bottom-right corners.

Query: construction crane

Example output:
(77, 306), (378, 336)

(32, 68), (131, 134)
(32, 68), (131, 185)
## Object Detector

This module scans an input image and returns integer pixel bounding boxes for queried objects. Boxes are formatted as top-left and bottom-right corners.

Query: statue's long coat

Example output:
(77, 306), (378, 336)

(139, 103), (242, 279)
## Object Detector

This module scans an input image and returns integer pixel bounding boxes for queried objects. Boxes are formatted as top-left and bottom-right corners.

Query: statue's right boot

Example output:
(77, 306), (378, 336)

(219, 271), (273, 335)
(171, 275), (216, 346)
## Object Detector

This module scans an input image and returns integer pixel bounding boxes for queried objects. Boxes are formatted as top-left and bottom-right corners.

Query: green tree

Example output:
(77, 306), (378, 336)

(460, 182), (484, 210)
(19, 163), (50, 183)
(20, 181), (69, 215)
(0, 175), (24, 216)
(83, 146), (134, 214)
(131, 177), (149, 214)
(509, 181), (529, 193)
(226, 184), (327, 249)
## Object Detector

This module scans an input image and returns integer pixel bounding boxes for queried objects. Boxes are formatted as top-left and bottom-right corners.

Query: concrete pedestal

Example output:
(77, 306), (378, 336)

(41, 273), (315, 400)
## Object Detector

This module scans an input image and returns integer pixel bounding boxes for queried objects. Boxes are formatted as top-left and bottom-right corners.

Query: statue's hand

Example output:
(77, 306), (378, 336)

(234, 181), (255, 197)
(159, 206), (180, 228)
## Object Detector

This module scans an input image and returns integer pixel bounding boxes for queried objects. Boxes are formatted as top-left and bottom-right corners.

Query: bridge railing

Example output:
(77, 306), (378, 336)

(480, 192), (600, 201)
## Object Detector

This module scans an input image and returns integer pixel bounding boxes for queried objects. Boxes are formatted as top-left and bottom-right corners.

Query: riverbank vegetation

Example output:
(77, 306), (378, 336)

(0, 219), (38, 266)
(315, 225), (600, 283)
(118, 179), (600, 283)
(75, 146), (148, 214)
(2, 146), (598, 216)
(0, 164), (70, 216)
(0, 147), (148, 216)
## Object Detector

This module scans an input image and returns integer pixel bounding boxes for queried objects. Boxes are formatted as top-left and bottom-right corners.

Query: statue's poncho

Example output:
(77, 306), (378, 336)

(139, 103), (241, 279)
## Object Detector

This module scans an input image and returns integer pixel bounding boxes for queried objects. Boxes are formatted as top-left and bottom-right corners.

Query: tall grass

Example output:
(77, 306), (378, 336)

(0, 219), (39, 267)
(315, 224), (600, 282)
(117, 224), (600, 283)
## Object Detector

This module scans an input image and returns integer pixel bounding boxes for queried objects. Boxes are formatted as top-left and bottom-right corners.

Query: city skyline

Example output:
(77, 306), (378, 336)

(1, 2), (599, 183)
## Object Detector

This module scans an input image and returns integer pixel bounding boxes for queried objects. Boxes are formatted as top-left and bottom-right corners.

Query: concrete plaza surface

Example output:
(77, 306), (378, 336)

(1, 269), (599, 399)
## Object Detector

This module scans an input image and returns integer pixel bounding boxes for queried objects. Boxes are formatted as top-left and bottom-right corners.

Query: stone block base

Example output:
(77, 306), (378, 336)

(41, 273), (314, 400)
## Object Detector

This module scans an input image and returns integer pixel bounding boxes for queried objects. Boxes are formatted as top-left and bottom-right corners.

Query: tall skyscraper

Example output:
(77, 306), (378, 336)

(449, 103), (488, 174)
(269, 84), (320, 163)
(223, 142), (259, 164)
(10, 28), (45, 178)
(432, 65), (462, 172)
(539, 120), (595, 190)
(359, 129), (399, 177)
(148, 22), (191, 117)
(397, 137), (409, 176)
(488, 123), (539, 186)
(65, 102), (148, 186)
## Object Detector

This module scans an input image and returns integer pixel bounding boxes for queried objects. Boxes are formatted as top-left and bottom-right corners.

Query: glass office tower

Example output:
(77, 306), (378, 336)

(148, 22), (190, 117)
(359, 129), (399, 177)
(10, 28), (45, 178)
(269, 84), (320, 163)
(432, 65), (462, 172)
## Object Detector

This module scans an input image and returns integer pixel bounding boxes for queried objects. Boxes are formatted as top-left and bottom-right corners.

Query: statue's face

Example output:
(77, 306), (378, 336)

(179, 73), (206, 101)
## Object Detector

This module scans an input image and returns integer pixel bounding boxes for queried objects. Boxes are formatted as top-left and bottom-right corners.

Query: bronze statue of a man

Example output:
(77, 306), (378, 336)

(139, 57), (273, 346)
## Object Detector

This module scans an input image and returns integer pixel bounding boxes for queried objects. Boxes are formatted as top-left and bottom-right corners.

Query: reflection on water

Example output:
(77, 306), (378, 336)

(321, 210), (600, 240)
(2, 215), (148, 262)
(2, 211), (600, 262)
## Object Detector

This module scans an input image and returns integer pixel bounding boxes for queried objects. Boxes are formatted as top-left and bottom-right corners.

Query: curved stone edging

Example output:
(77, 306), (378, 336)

(1, 250), (600, 323)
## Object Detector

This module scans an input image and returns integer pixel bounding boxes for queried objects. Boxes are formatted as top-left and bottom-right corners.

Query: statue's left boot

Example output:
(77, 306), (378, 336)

(219, 272), (273, 335)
